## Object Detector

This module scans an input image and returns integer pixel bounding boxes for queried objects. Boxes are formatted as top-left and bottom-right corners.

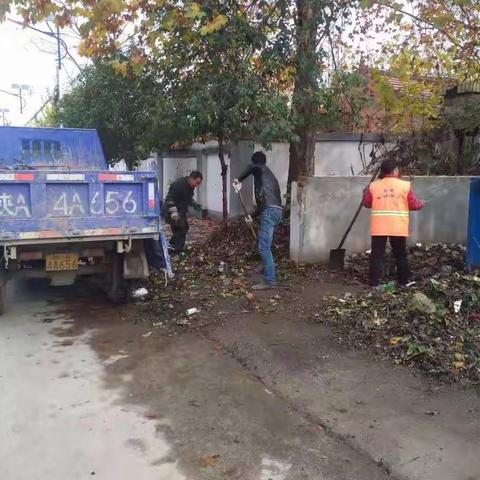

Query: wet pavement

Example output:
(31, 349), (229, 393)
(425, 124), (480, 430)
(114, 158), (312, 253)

(0, 280), (390, 480)
(0, 281), (183, 480)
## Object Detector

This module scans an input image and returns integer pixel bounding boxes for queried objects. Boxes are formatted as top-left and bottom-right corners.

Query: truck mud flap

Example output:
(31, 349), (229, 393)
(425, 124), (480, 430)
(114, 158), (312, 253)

(123, 250), (149, 280)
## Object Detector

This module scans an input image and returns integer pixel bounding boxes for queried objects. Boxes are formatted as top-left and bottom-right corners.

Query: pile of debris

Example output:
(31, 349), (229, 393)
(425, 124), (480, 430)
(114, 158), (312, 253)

(136, 217), (293, 333)
(345, 243), (466, 283)
(320, 244), (480, 383)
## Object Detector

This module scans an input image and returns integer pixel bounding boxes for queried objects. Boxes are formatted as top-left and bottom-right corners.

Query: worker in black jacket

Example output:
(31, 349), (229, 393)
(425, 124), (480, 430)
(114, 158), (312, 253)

(233, 151), (283, 290)
(164, 171), (203, 254)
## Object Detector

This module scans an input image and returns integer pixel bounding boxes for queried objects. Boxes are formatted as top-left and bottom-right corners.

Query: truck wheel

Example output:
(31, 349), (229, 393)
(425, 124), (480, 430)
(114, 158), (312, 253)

(107, 252), (126, 304)
(0, 283), (6, 315)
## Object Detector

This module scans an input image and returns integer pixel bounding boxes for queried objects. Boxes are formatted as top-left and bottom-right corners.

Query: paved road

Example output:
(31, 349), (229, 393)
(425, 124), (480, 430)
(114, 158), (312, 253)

(0, 280), (390, 480)
(0, 280), (182, 480)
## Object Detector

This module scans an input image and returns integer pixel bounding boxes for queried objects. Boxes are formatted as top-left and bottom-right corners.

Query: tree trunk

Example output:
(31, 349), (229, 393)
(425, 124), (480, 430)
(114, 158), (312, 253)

(288, 0), (322, 191)
(218, 137), (228, 225)
(457, 131), (465, 175)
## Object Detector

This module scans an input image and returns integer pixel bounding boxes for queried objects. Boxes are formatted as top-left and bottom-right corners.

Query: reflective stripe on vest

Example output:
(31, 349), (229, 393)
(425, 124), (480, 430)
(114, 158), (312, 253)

(370, 178), (410, 237)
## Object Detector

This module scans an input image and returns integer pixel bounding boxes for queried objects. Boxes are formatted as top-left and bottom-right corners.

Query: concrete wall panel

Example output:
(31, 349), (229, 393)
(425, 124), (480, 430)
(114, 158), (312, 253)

(291, 176), (472, 264)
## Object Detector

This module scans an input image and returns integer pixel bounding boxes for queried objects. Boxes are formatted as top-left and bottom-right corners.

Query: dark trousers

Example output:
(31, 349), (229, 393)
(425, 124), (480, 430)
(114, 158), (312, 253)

(169, 215), (189, 253)
(369, 236), (410, 286)
(144, 238), (167, 270)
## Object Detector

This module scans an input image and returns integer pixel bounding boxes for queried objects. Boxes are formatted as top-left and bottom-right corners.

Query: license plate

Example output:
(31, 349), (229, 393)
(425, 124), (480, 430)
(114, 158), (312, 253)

(45, 253), (79, 271)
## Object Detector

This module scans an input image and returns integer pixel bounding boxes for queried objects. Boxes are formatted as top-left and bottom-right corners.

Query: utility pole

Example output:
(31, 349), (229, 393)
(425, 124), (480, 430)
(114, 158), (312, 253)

(54, 24), (62, 106)
(0, 108), (9, 126)
(11, 84), (32, 114)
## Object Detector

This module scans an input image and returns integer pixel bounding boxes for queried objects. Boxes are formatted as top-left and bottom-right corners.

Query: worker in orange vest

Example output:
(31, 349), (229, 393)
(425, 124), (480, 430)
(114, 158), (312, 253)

(363, 159), (423, 287)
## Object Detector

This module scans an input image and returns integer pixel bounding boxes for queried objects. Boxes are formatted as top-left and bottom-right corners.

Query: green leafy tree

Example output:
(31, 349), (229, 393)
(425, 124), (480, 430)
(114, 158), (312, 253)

(37, 61), (173, 169)
(153, 1), (293, 222)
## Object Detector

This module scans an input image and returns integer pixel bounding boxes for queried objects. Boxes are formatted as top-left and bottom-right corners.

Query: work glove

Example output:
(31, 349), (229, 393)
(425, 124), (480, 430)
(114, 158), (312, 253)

(245, 215), (253, 225)
(232, 179), (242, 193)
(169, 206), (179, 223)
(193, 203), (202, 212)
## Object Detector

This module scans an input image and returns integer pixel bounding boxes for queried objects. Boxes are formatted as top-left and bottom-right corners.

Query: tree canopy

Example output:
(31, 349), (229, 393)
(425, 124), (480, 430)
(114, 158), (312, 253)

(36, 60), (164, 169)
(4, 0), (479, 183)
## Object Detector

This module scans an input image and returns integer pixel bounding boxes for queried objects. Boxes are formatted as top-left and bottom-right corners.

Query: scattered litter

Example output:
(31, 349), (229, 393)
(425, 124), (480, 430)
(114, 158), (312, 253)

(186, 307), (199, 316)
(218, 261), (228, 274)
(425, 410), (440, 416)
(103, 353), (129, 365)
(142, 331), (153, 338)
(454, 300), (462, 313)
(132, 287), (148, 299)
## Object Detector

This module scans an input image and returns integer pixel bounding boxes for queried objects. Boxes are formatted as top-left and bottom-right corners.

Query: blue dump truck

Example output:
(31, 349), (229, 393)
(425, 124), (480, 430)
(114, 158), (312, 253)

(0, 126), (168, 313)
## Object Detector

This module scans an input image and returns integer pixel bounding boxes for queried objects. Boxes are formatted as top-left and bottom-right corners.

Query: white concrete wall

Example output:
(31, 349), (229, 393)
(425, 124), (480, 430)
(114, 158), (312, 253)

(136, 157), (158, 172)
(205, 152), (230, 214)
(109, 159), (127, 171)
(109, 157), (157, 172)
(140, 136), (385, 218)
(291, 176), (472, 264)
(254, 138), (382, 202)
(162, 156), (197, 200)
(314, 141), (376, 176)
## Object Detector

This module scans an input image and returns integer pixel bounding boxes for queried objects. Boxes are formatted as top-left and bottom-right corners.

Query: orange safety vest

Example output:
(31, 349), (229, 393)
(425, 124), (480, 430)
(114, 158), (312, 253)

(369, 177), (411, 237)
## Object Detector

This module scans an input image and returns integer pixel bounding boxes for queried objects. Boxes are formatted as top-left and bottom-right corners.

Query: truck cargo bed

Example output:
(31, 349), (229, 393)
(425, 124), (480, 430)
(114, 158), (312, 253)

(0, 170), (160, 245)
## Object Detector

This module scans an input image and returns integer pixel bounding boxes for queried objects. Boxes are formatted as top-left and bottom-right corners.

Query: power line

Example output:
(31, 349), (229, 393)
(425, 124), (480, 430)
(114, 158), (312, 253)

(7, 17), (84, 108)
(7, 18), (83, 72)
(0, 88), (19, 98)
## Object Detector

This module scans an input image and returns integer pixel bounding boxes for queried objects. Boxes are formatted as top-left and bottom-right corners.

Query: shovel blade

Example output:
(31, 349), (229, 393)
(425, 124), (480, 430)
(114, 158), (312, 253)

(329, 248), (346, 270)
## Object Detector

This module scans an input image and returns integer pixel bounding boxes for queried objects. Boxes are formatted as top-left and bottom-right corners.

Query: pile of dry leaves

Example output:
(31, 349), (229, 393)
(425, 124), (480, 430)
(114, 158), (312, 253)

(136, 217), (295, 333)
(320, 244), (480, 383)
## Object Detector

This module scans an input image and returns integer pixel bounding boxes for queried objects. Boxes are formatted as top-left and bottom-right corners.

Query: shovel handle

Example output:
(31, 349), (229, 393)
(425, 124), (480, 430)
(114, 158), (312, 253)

(236, 190), (257, 240)
(337, 168), (379, 250)
(337, 200), (364, 250)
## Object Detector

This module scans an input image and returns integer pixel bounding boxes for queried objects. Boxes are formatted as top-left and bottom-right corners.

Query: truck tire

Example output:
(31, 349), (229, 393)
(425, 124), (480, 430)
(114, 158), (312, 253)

(107, 252), (126, 304)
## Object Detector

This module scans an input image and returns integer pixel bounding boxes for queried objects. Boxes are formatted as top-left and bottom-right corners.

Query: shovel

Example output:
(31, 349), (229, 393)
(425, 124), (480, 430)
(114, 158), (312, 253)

(235, 189), (257, 240)
(329, 169), (379, 270)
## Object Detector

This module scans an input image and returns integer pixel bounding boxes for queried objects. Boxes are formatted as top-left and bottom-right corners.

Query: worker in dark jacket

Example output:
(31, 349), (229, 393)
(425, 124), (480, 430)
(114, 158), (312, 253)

(233, 151), (283, 290)
(363, 159), (423, 287)
(164, 171), (203, 254)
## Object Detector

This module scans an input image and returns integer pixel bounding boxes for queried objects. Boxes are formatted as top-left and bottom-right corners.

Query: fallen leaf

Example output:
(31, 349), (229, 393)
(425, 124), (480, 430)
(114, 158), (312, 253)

(199, 455), (220, 468)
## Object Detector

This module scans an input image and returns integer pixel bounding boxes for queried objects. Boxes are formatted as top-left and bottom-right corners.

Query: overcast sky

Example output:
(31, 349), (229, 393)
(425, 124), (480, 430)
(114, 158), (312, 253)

(0, 18), (86, 126)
